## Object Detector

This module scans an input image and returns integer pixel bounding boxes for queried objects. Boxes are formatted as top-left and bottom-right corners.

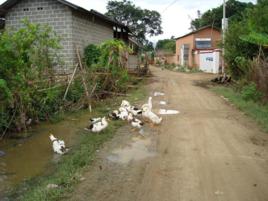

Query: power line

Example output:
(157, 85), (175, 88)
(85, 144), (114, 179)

(162, 0), (180, 13)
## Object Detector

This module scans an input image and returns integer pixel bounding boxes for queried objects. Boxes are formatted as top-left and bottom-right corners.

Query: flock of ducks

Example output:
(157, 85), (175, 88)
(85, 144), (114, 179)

(49, 96), (163, 155)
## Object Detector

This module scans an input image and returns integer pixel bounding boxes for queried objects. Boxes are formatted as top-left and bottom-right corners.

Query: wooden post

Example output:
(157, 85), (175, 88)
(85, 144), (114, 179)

(63, 63), (79, 101)
(76, 46), (91, 111)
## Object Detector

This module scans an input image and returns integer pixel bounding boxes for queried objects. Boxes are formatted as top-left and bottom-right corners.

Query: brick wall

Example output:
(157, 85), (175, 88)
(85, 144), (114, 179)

(176, 34), (194, 67)
(71, 10), (114, 63)
(5, 0), (73, 74)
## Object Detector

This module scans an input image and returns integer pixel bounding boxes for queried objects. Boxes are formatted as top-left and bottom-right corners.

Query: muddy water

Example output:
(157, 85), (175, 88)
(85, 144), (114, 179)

(107, 136), (156, 164)
(0, 110), (91, 196)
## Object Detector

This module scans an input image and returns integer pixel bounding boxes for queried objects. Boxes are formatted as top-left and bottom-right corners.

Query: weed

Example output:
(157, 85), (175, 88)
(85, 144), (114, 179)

(212, 86), (268, 132)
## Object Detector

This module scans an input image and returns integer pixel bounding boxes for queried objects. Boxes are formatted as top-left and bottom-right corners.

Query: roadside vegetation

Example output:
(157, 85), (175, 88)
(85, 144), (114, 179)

(212, 85), (268, 132)
(0, 20), (137, 138)
(155, 37), (176, 53)
(8, 83), (147, 201)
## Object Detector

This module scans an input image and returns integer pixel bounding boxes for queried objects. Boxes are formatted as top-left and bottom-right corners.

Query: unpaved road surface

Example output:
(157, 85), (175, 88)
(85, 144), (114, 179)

(67, 66), (268, 201)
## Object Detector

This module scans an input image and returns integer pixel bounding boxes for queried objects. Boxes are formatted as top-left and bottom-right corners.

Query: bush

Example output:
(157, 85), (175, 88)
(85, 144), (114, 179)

(0, 19), (61, 134)
(84, 44), (101, 67)
(241, 83), (263, 102)
(0, 22), (133, 135)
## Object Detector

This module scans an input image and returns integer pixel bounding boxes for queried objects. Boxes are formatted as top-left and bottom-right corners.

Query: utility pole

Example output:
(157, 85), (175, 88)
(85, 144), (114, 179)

(222, 0), (226, 74)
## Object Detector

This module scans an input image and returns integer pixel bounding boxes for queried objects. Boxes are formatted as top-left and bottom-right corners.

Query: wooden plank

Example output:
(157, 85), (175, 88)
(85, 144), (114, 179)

(63, 63), (79, 100)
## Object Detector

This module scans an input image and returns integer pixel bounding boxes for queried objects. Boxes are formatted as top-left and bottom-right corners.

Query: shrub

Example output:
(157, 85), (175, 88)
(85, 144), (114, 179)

(241, 82), (263, 102)
(0, 19), (61, 134)
(99, 39), (131, 69)
(84, 44), (101, 68)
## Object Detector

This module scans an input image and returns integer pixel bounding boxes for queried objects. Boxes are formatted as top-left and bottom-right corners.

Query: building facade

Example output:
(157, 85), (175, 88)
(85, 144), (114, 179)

(175, 26), (221, 72)
(0, 0), (130, 74)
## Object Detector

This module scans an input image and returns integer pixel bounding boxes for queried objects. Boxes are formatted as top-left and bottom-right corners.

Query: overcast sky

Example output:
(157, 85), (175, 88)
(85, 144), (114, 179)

(0, 0), (256, 42)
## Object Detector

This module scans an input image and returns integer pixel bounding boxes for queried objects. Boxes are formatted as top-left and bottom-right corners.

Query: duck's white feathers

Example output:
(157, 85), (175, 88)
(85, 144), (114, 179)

(131, 118), (144, 129)
(142, 97), (152, 111)
(49, 134), (67, 155)
(86, 117), (108, 133)
(142, 106), (162, 124)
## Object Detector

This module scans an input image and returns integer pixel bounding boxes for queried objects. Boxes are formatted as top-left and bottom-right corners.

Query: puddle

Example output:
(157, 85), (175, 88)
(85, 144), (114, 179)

(158, 109), (180, 115)
(0, 110), (91, 195)
(107, 137), (155, 164)
(154, 92), (165, 96)
(159, 101), (167, 105)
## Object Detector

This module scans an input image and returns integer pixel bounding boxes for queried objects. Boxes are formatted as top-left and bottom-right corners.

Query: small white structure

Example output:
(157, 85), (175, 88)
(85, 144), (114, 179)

(199, 49), (221, 74)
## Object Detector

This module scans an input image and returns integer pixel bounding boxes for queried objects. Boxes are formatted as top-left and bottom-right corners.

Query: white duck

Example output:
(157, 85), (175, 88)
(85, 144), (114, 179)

(109, 110), (120, 120)
(128, 106), (142, 116)
(142, 105), (162, 125)
(85, 117), (109, 133)
(49, 134), (67, 155)
(89, 117), (101, 124)
(127, 112), (134, 122)
(142, 97), (153, 111)
(118, 107), (129, 120)
(131, 118), (144, 129)
(121, 100), (131, 109)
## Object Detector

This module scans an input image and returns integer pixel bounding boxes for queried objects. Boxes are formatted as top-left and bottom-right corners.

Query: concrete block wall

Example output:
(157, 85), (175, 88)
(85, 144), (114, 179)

(72, 10), (114, 62)
(5, 0), (73, 74)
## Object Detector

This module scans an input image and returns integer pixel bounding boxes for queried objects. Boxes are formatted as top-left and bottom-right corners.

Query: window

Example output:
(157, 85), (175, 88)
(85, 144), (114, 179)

(195, 38), (211, 49)
(23, 8), (29, 11)
(37, 7), (43, 10)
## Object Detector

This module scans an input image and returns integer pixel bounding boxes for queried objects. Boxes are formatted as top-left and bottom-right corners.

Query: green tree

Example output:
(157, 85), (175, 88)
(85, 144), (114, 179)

(191, 0), (253, 30)
(155, 38), (176, 53)
(224, 0), (268, 79)
(143, 41), (154, 52)
(106, 0), (163, 44)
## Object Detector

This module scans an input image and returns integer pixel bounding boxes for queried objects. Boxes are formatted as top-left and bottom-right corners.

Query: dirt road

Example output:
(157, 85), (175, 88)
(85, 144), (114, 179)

(68, 66), (268, 201)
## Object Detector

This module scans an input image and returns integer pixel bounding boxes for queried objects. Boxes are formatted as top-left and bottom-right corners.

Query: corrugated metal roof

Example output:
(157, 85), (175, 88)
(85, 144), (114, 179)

(0, 0), (129, 31)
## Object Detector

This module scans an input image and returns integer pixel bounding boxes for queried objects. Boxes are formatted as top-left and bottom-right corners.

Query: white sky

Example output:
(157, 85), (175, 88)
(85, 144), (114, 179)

(0, 0), (256, 43)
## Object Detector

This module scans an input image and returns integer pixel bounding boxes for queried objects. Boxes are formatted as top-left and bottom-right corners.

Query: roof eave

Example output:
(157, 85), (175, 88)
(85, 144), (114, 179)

(0, 0), (130, 31)
(175, 25), (221, 40)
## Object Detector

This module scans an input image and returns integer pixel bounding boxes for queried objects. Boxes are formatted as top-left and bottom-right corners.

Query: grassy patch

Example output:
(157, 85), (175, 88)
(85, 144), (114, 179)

(211, 86), (268, 132)
(8, 80), (147, 201)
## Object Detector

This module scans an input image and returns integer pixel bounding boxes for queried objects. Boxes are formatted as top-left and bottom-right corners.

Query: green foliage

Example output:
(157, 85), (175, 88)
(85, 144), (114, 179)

(0, 22), (134, 135)
(105, 0), (163, 44)
(191, 0), (253, 30)
(224, 20), (258, 79)
(224, 0), (268, 83)
(156, 38), (176, 53)
(84, 44), (101, 67)
(98, 39), (130, 92)
(212, 86), (268, 132)
(240, 32), (268, 46)
(143, 41), (154, 52)
(239, 1), (268, 46)
(0, 79), (12, 102)
(0, 19), (62, 133)
(241, 83), (263, 102)
(99, 39), (130, 68)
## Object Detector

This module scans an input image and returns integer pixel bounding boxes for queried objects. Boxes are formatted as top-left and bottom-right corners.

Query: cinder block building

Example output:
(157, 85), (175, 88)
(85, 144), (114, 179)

(0, 0), (132, 73)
